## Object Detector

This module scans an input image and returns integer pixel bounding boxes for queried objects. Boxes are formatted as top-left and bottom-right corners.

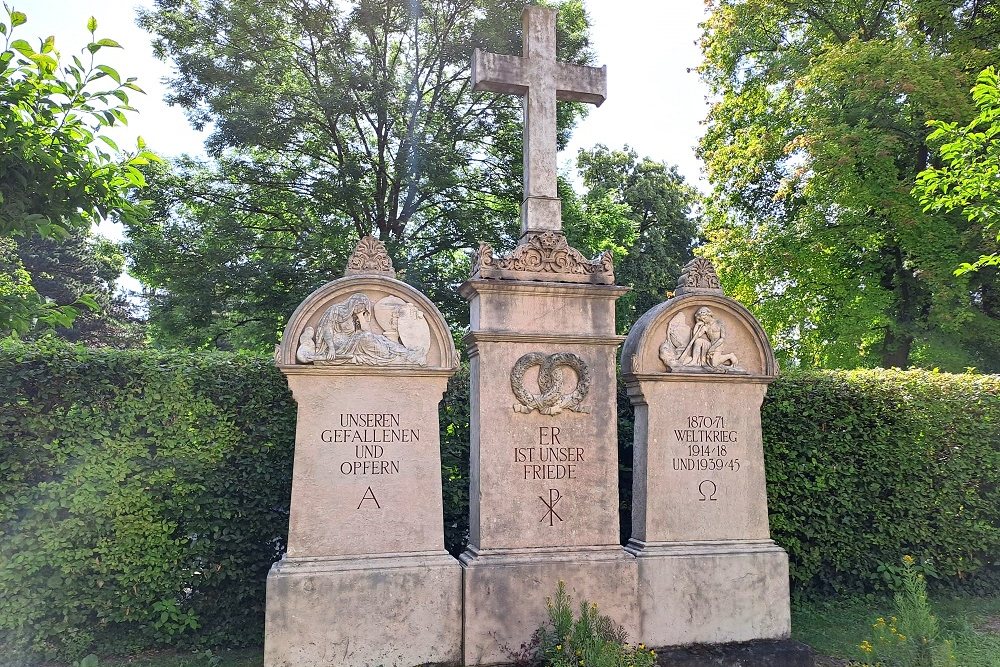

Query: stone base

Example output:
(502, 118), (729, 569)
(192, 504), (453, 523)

(626, 539), (791, 647)
(460, 545), (638, 666)
(655, 639), (815, 666)
(264, 551), (462, 667)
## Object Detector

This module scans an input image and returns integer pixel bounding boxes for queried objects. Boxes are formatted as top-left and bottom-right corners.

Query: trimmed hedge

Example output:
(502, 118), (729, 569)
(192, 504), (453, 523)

(1, 342), (998, 661)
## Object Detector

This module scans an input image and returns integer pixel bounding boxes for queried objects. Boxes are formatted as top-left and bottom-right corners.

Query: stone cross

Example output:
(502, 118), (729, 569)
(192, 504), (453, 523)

(473, 5), (606, 236)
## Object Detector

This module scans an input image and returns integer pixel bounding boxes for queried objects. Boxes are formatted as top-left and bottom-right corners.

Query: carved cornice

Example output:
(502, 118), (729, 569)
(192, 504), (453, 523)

(344, 236), (395, 278)
(675, 257), (724, 296)
(472, 231), (614, 284)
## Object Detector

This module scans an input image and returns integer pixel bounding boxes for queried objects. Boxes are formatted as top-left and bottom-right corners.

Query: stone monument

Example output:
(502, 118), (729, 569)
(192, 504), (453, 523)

(621, 258), (792, 649)
(461, 6), (637, 665)
(265, 237), (462, 667)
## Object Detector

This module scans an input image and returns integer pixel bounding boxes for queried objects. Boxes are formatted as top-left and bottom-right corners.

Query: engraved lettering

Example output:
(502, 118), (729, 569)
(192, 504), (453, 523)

(357, 486), (381, 509)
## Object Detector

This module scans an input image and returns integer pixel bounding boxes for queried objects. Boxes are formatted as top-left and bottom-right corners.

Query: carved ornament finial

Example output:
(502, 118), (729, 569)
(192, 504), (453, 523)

(675, 257), (724, 296)
(472, 231), (614, 284)
(345, 236), (396, 278)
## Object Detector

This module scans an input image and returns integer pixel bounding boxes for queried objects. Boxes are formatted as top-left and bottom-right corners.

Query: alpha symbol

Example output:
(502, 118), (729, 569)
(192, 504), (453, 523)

(357, 486), (381, 509)
(539, 488), (564, 526)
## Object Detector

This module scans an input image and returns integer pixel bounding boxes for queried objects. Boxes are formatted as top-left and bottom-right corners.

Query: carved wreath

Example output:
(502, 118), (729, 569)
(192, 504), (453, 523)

(510, 352), (591, 416)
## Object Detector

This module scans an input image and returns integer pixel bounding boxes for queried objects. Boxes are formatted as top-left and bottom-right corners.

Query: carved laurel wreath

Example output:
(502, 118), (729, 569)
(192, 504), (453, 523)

(510, 352), (591, 416)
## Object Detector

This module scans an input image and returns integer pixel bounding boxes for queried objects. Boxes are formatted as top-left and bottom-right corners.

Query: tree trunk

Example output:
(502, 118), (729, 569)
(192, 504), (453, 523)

(880, 327), (913, 369)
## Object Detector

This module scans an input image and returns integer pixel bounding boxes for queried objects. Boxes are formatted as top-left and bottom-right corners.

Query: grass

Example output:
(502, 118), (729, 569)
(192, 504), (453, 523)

(793, 594), (1000, 666)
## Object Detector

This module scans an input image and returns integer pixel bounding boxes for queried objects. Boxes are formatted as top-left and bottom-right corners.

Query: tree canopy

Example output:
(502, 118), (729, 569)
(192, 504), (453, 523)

(564, 145), (700, 332)
(0, 8), (156, 337)
(699, 0), (1000, 371)
(131, 0), (599, 349)
(916, 66), (1000, 274)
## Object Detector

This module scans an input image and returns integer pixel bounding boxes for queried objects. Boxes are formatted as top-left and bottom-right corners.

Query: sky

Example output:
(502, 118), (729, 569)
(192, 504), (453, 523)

(11, 0), (711, 252)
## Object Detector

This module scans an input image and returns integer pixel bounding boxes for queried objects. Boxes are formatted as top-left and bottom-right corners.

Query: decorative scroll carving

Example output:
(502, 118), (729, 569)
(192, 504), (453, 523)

(473, 232), (614, 283)
(675, 258), (724, 296)
(296, 293), (429, 366)
(510, 352), (591, 416)
(659, 307), (747, 374)
(345, 236), (396, 278)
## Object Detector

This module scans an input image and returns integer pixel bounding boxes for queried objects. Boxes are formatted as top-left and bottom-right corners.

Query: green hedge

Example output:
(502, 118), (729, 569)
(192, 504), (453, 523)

(1, 342), (997, 661)
(761, 369), (1000, 596)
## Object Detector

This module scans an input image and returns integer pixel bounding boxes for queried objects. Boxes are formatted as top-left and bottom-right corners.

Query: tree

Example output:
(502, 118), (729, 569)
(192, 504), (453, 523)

(916, 66), (1000, 274)
(15, 231), (144, 347)
(0, 7), (157, 336)
(132, 0), (597, 350)
(564, 145), (700, 332)
(699, 0), (1000, 371)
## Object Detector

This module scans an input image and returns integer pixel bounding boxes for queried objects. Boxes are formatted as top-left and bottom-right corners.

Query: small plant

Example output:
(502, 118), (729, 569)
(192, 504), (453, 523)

(533, 581), (656, 667)
(72, 656), (99, 667)
(854, 556), (957, 667)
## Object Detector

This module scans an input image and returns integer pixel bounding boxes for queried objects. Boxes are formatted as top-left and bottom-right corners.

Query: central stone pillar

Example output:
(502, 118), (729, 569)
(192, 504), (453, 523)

(460, 233), (638, 666)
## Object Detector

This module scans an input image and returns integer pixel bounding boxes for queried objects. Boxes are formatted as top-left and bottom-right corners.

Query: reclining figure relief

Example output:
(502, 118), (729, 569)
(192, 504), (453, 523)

(296, 293), (430, 366)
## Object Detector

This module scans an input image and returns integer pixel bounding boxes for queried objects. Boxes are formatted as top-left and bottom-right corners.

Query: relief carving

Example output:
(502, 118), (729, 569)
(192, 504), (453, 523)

(344, 236), (396, 278)
(511, 352), (591, 416)
(296, 293), (429, 366)
(474, 231), (614, 282)
(659, 307), (747, 374)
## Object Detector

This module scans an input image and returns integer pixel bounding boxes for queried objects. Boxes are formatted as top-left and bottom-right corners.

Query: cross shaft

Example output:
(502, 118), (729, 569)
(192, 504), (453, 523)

(473, 6), (606, 236)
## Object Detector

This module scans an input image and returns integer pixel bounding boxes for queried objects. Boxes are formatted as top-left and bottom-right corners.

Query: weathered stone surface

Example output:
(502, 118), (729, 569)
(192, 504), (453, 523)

(472, 232), (615, 284)
(628, 379), (771, 543)
(655, 639), (815, 667)
(461, 277), (636, 666)
(472, 5), (606, 236)
(462, 280), (628, 551)
(461, 547), (638, 666)
(282, 373), (452, 558)
(628, 541), (790, 647)
(264, 553), (461, 667)
(277, 275), (458, 369)
(265, 242), (462, 667)
(622, 258), (790, 649)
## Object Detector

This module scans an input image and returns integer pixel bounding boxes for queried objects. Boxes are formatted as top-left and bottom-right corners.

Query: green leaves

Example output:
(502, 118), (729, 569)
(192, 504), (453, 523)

(761, 368), (1000, 598)
(698, 0), (1000, 371)
(0, 6), (156, 337)
(915, 66), (1000, 275)
(0, 343), (297, 659)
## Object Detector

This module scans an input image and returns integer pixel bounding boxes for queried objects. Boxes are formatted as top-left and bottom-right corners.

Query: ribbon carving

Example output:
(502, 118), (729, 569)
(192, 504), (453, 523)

(510, 352), (591, 416)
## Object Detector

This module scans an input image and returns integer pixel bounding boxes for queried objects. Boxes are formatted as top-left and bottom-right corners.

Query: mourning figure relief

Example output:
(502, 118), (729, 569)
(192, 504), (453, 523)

(659, 307), (746, 374)
(296, 293), (430, 366)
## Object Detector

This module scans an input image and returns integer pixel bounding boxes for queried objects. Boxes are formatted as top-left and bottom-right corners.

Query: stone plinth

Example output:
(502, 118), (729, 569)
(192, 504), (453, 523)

(621, 259), (790, 649)
(460, 277), (637, 666)
(265, 239), (462, 667)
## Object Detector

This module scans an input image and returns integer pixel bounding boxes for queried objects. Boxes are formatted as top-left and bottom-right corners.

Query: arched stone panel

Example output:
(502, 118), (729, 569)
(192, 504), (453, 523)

(622, 293), (777, 379)
(276, 275), (459, 372)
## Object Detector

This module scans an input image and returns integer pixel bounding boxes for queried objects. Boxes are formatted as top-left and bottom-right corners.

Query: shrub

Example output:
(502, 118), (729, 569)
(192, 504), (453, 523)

(533, 582), (655, 667)
(0, 341), (296, 660)
(762, 369), (1000, 597)
(854, 556), (957, 667)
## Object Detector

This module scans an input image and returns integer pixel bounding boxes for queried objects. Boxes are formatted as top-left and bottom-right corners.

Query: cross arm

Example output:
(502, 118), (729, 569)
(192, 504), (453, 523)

(472, 49), (528, 95)
(555, 63), (607, 106)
